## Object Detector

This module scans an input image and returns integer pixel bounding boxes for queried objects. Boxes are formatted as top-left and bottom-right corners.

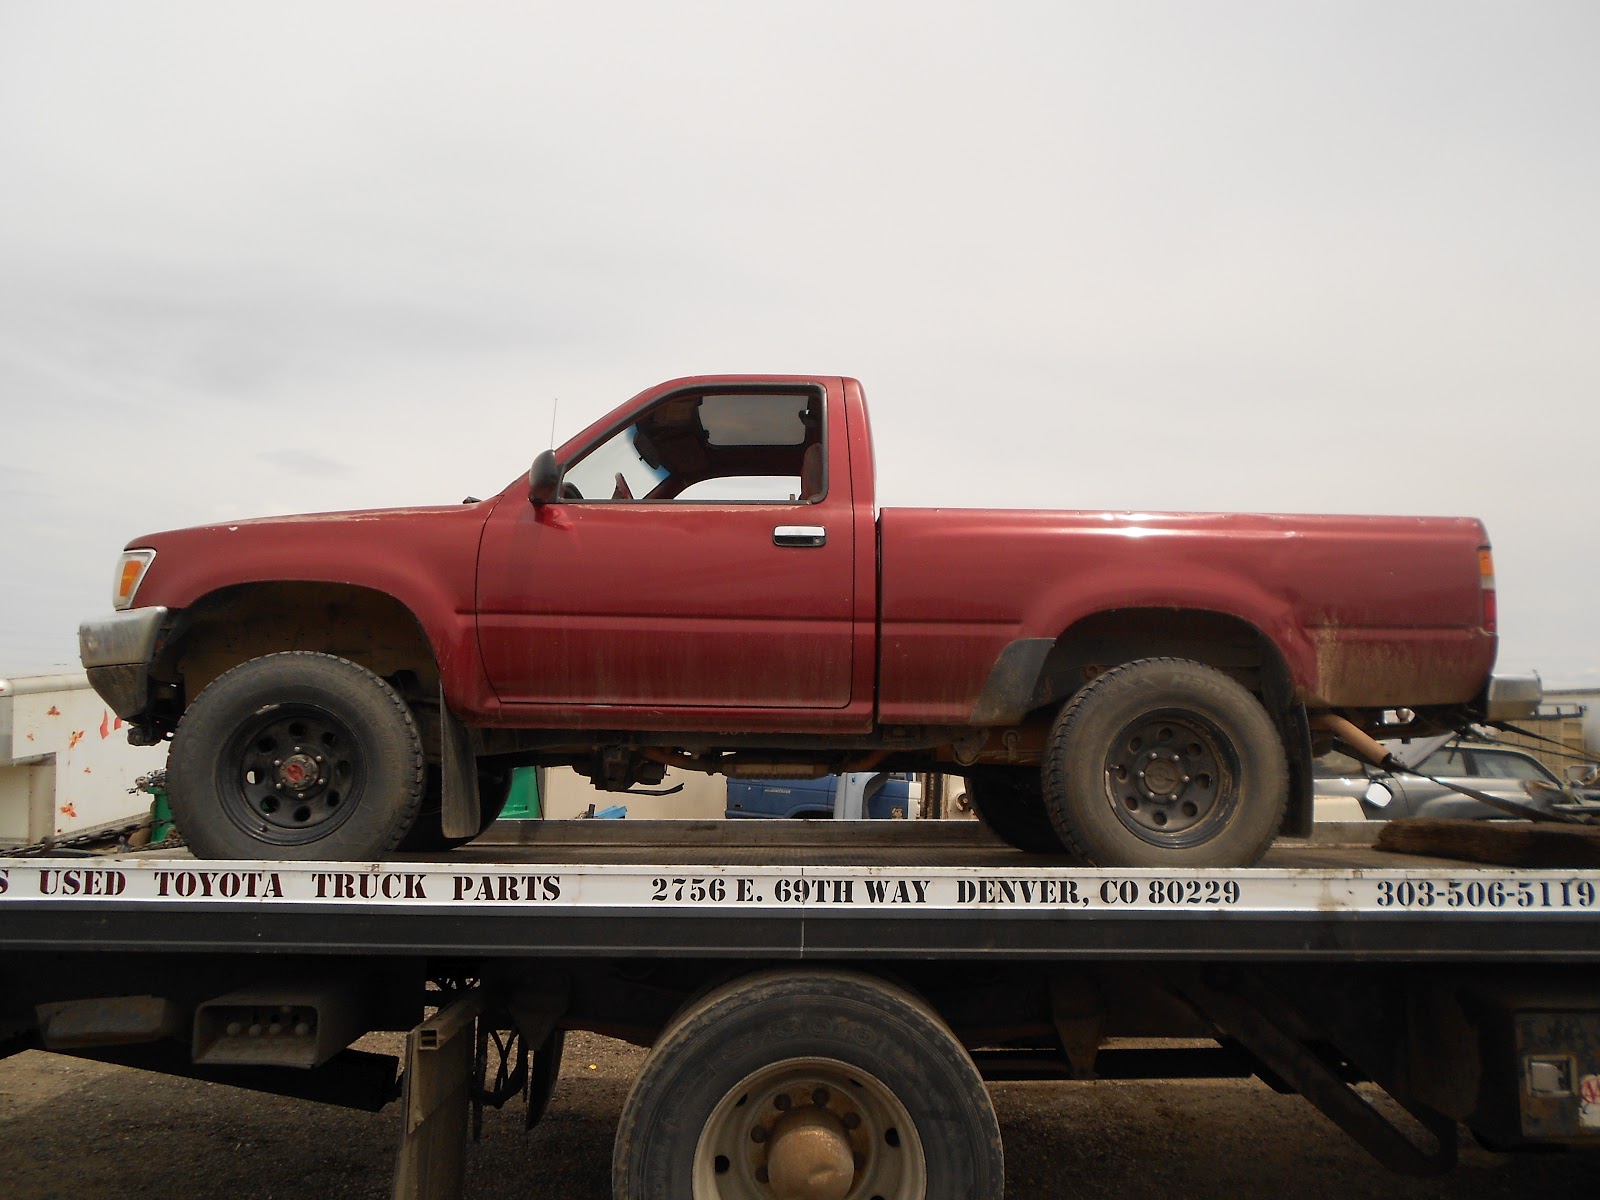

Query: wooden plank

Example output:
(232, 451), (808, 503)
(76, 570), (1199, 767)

(392, 990), (486, 1200)
(1375, 819), (1600, 868)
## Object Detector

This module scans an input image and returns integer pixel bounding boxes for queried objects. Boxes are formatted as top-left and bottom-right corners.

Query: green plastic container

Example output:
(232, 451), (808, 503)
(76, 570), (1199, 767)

(500, 768), (542, 820)
(149, 787), (176, 846)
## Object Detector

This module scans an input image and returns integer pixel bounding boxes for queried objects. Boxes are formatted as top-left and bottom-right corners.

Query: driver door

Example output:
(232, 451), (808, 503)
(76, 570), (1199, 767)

(476, 385), (858, 717)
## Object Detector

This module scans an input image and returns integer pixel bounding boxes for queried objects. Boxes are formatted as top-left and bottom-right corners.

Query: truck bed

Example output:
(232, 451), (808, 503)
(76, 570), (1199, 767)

(4, 821), (1596, 963)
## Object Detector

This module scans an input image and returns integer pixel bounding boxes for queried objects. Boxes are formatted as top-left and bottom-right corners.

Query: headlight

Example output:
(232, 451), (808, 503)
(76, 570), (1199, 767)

(112, 549), (157, 610)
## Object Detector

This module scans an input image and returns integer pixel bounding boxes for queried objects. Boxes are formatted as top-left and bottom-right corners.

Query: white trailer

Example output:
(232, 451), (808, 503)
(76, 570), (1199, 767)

(0, 671), (166, 848)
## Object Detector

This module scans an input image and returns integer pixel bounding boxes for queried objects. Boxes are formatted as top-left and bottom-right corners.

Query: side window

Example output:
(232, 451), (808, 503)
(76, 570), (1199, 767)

(1415, 748), (1468, 776)
(675, 476), (806, 502)
(561, 391), (825, 504)
(559, 425), (669, 501)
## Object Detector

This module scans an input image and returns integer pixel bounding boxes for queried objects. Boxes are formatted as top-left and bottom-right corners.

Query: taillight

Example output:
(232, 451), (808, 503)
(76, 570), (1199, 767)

(1478, 546), (1496, 633)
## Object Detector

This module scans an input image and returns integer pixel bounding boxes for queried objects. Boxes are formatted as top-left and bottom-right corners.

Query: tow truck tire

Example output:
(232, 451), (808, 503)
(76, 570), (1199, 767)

(166, 651), (425, 860)
(965, 766), (1069, 854)
(1043, 657), (1287, 868)
(613, 967), (1003, 1200)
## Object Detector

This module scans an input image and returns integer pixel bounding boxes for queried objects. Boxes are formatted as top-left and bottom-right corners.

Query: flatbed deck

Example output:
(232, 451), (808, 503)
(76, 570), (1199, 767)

(4, 821), (1597, 962)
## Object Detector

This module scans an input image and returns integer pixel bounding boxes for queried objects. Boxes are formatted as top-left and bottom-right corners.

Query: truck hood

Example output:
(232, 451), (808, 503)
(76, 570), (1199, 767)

(121, 498), (501, 613)
(127, 500), (494, 543)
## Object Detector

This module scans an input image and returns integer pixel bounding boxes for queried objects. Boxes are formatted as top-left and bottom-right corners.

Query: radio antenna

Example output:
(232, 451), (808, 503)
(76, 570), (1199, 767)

(548, 398), (559, 449)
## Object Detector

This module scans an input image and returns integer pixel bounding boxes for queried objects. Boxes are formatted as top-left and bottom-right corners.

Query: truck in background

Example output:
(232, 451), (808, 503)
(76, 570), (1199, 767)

(724, 771), (919, 820)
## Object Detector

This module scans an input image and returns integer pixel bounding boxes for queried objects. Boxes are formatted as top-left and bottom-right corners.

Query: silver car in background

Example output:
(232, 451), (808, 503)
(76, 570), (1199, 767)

(1316, 739), (1589, 821)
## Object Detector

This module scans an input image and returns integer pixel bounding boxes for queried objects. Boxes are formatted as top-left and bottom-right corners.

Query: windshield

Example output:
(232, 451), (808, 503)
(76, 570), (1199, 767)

(1470, 751), (1556, 783)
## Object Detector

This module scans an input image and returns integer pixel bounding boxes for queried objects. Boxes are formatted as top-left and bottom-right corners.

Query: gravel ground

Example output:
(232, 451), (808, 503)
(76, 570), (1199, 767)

(0, 1031), (1593, 1199)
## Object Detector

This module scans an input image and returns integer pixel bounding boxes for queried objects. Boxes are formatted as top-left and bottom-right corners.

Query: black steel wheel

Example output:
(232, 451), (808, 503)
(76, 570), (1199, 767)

(166, 651), (425, 860)
(217, 704), (364, 845)
(613, 968), (1003, 1200)
(965, 766), (1069, 854)
(1042, 657), (1287, 867)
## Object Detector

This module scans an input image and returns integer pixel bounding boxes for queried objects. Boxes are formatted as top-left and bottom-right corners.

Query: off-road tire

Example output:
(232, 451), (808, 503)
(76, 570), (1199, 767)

(166, 651), (425, 860)
(966, 766), (1069, 854)
(400, 765), (513, 853)
(1042, 657), (1287, 868)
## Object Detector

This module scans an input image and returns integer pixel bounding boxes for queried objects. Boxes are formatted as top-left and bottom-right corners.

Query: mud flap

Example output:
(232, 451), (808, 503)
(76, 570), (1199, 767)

(439, 688), (481, 840)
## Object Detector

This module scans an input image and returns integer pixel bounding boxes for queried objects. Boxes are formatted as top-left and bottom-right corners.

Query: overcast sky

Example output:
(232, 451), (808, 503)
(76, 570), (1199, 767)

(2, 2), (1596, 688)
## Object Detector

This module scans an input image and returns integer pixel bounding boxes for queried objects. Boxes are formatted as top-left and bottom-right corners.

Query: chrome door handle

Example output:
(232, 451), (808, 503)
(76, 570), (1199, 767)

(773, 525), (827, 548)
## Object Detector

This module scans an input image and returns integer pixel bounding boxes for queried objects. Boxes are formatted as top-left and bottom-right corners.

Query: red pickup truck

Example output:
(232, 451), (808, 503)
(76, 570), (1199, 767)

(79, 375), (1527, 866)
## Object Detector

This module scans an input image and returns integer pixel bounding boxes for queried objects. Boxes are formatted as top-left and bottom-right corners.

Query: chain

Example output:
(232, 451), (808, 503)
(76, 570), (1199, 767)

(1, 769), (182, 858)
(1, 820), (153, 858)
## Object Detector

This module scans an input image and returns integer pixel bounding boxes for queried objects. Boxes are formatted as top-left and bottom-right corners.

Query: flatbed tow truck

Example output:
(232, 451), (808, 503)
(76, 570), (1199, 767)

(4, 817), (1600, 1199)
(48, 370), (1583, 1196)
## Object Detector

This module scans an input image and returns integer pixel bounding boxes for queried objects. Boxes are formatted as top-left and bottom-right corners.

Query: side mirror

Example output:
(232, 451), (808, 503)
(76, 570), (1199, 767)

(1363, 781), (1394, 809)
(1566, 764), (1599, 787)
(528, 450), (562, 505)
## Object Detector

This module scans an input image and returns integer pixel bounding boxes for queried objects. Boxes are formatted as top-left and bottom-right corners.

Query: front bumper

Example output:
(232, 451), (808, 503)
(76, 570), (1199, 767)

(79, 607), (169, 719)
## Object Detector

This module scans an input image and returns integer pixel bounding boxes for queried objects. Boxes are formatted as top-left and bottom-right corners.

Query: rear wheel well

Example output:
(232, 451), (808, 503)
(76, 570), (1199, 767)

(1035, 608), (1292, 711)
(163, 583), (440, 714)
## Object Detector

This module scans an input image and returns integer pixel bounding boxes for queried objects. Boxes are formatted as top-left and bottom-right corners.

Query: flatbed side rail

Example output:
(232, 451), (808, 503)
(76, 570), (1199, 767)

(3, 858), (1600, 962)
